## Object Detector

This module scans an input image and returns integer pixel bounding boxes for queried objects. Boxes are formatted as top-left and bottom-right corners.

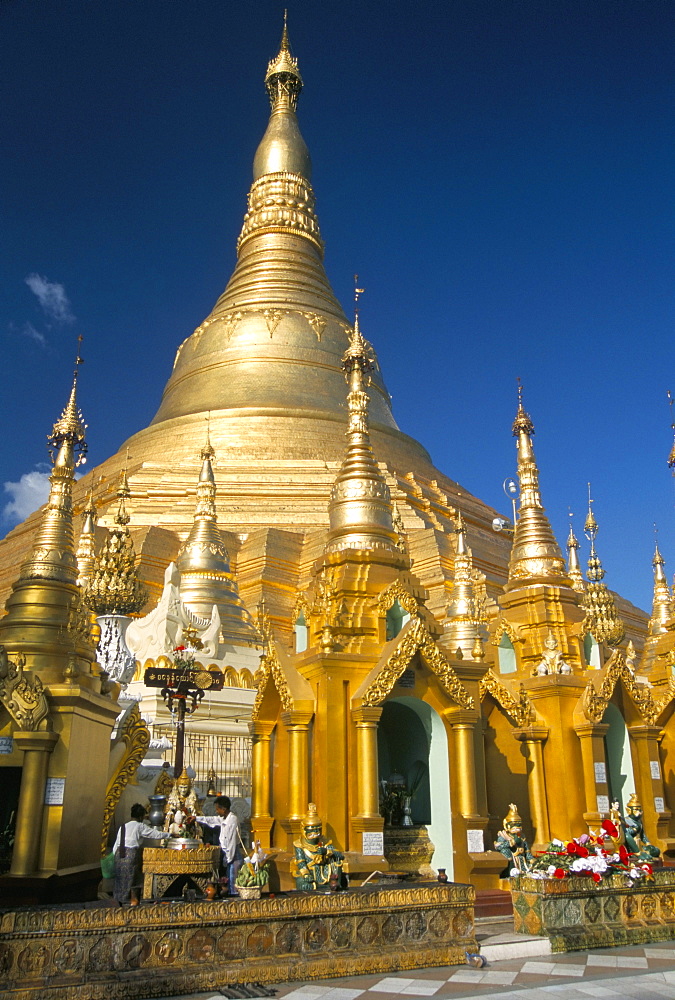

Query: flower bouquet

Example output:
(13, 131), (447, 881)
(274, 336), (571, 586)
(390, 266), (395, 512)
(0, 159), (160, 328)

(235, 842), (270, 899)
(524, 820), (654, 886)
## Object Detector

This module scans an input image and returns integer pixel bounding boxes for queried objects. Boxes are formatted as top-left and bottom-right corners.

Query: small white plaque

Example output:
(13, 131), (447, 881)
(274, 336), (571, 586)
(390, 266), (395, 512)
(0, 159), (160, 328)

(362, 831), (384, 856)
(44, 778), (66, 805)
(654, 797), (665, 813)
(467, 829), (484, 853)
(650, 760), (661, 780)
(594, 762), (607, 783)
(596, 795), (610, 814)
(0, 737), (13, 754)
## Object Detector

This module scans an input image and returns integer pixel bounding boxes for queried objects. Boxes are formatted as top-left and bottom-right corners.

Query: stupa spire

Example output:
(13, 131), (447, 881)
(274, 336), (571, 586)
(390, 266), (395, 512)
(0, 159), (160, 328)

(582, 485), (624, 646)
(176, 434), (259, 644)
(325, 295), (400, 559)
(566, 515), (585, 593)
(445, 512), (481, 657)
(648, 540), (672, 636)
(76, 488), (98, 588)
(85, 468), (147, 616)
(506, 382), (568, 587)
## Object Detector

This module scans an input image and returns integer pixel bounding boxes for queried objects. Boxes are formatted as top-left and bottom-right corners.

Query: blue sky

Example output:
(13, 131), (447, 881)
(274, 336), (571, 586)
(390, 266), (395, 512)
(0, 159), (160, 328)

(2, 0), (674, 613)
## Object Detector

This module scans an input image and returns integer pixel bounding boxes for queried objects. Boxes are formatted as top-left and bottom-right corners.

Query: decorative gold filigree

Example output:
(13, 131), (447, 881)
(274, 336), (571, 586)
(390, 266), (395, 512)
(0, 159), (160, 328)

(479, 669), (536, 727)
(374, 579), (419, 618)
(361, 618), (473, 709)
(0, 648), (49, 731)
(492, 619), (521, 646)
(250, 643), (293, 721)
(101, 703), (150, 853)
(581, 649), (675, 726)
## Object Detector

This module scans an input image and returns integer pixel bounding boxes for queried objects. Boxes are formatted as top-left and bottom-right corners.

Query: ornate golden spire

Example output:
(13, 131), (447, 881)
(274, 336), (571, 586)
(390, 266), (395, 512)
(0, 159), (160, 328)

(253, 13), (310, 182)
(0, 351), (96, 668)
(648, 541), (672, 636)
(667, 391), (675, 468)
(506, 383), (568, 587)
(85, 470), (147, 616)
(76, 488), (98, 588)
(566, 515), (585, 594)
(20, 358), (87, 584)
(176, 437), (259, 644)
(325, 302), (401, 559)
(445, 511), (481, 657)
(582, 485), (624, 646)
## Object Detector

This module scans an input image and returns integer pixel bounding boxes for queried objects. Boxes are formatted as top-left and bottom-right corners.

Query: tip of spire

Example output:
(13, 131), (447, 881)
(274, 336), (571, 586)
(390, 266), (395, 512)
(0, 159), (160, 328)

(47, 341), (88, 468)
(584, 484), (598, 541)
(265, 10), (302, 92)
(653, 542), (665, 567)
(511, 378), (535, 438)
(201, 414), (215, 461)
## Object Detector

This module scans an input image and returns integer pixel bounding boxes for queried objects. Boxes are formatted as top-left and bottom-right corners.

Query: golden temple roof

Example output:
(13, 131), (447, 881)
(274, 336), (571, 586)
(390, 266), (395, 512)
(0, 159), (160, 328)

(506, 385), (569, 588)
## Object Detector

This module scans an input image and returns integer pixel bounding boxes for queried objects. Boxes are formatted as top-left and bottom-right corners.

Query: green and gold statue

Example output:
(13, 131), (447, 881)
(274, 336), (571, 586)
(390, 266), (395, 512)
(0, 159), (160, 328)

(622, 794), (661, 860)
(291, 803), (344, 890)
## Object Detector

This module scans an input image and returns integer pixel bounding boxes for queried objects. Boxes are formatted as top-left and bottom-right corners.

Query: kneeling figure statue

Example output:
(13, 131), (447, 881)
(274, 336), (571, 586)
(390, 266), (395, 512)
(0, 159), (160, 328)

(292, 803), (344, 890)
(495, 803), (533, 877)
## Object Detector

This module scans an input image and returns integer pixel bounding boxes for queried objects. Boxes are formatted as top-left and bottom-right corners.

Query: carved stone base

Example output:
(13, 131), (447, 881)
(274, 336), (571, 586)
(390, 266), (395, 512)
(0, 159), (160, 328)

(511, 869), (675, 951)
(0, 882), (476, 999)
(384, 826), (435, 876)
(142, 846), (220, 900)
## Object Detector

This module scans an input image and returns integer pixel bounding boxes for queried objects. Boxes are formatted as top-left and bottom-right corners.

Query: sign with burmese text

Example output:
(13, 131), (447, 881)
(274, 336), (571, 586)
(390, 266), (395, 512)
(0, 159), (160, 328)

(45, 778), (66, 805)
(362, 832), (384, 856)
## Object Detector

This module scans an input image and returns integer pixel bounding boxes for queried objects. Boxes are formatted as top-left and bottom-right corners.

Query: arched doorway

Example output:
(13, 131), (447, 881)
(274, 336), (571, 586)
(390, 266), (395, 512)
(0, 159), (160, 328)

(377, 696), (453, 876)
(603, 702), (636, 811)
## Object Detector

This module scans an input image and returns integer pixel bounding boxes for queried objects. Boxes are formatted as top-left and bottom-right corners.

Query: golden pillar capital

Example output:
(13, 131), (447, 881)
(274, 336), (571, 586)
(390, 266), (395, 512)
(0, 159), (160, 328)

(352, 705), (382, 825)
(249, 719), (275, 741)
(9, 729), (59, 877)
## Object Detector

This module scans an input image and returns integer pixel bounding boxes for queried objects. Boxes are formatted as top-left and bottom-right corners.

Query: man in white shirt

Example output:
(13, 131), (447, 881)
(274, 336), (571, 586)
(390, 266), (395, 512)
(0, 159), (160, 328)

(198, 795), (243, 894)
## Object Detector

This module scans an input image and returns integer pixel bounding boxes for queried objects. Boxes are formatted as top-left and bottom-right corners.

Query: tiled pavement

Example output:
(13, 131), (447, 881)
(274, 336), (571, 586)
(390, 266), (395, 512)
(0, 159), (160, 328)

(156, 941), (675, 1000)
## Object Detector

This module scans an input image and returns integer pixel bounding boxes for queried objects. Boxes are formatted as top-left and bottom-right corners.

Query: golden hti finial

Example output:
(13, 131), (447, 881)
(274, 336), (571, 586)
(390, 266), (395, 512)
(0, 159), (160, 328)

(48, 335), (88, 470)
(445, 511), (483, 658)
(566, 512), (585, 594)
(648, 531), (673, 636)
(581, 486), (624, 646)
(506, 381), (568, 587)
(84, 463), (147, 617)
(176, 438), (258, 643)
(265, 9), (303, 110)
(667, 391), (675, 468)
(324, 292), (401, 559)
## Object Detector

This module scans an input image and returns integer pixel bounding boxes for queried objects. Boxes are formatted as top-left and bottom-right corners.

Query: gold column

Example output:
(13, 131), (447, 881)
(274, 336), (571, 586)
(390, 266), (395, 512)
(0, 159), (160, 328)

(628, 724), (671, 845)
(9, 730), (59, 877)
(352, 706), (383, 824)
(281, 711), (313, 823)
(449, 710), (480, 819)
(513, 727), (550, 845)
(250, 720), (275, 821)
(575, 723), (610, 831)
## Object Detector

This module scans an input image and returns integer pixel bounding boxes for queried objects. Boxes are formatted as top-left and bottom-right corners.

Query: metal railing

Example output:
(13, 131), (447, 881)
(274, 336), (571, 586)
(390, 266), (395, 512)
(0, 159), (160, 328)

(152, 727), (252, 800)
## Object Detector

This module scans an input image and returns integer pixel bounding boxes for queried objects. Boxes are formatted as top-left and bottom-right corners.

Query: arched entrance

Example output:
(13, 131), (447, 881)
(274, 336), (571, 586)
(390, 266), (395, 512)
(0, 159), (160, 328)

(377, 696), (453, 876)
(603, 702), (636, 811)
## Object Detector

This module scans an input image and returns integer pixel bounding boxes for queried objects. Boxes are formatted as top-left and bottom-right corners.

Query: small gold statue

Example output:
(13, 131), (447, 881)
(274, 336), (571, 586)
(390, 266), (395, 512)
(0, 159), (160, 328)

(494, 803), (533, 876)
(532, 632), (571, 676)
(291, 803), (344, 890)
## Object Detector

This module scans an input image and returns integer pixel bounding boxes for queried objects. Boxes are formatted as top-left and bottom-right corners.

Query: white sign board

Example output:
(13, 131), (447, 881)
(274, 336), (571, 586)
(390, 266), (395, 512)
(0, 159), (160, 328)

(654, 797), (665, 813)
(44, 778), (66, 805)
(650, 760), (661, 780)
(593, 762), (606, 783)
(362, 831), (384, 856)
(0, 737), (13, 755)
(596, 795), (610, 814)
(467, 829), (484, 853)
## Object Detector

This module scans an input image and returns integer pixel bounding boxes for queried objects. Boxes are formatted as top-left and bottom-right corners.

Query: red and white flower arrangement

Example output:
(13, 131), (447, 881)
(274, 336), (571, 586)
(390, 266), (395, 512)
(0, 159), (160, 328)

(522, 820), (654, 884)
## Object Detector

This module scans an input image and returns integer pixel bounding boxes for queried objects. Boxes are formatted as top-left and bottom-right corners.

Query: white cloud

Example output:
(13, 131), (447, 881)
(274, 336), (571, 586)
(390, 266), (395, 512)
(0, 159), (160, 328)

(25, 273), (74, 324)
(22, 322), (47, 346)
(2, 470), (51, 524)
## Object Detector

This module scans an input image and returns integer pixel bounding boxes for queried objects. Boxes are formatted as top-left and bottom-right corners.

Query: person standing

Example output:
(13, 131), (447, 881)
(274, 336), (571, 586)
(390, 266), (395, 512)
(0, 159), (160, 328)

(113, 803), (167, 903)
(198, 795), (243, 893)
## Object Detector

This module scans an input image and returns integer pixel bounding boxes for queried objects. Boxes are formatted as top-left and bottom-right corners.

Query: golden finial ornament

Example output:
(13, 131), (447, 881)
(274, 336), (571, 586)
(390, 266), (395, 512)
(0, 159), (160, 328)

(446, 511), (482, 657)
(582, 485), (624, 646)
(85, 469), (147, 616)
(325, 293), (401, 559)
(76, 487), (98, 589)
(176, 438), (259, 644)
(648, 537), (672, 636)
(566, 513), (585, 594)
(506, 381), (568, 587)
